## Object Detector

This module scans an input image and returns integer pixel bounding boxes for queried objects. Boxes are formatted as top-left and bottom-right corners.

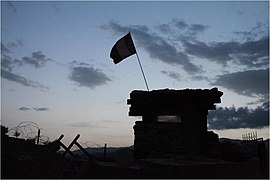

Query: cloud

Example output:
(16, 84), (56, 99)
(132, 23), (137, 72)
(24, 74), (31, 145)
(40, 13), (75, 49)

(172, 19), (209, 36)
(103, 18), (269, 94)
(22, 51), (52, 68)
(1, 44), (51, 70)
(184, 35), (269, 68)
(190, 75), (209, 81)
(6, 40), (24, 49)
(34, 107), (49, 111)
(104, 19), (268, 72)
(1, 43), (11, 54)
(184, 40), (237, 66)
(161, 70), (181, 81)
(208, 103), (269, 130)
(174, 20), (188, 29)
(66, 121), (96, 128)
(155, 20), (269, 68)
(234, 22), (269, 41)
(18, 107), (49, 112)
(18, 107), (31, 111)
(1, 69), (49, 91)
(66, 120), (118, 129)
(157, 19), (206, 35)
(188, 24), (209, 36)
(157, 24), (172, 34)
(211, 68), (269, 98)
(69, 63), (111, 88)
(1, 43), (18, 71)
(1, 43), (50, 91)
(103, 21), (202, 74)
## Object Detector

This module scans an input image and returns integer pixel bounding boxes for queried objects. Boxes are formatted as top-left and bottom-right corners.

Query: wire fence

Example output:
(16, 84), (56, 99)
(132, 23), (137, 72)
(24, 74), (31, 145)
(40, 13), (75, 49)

(242, 131), (258, 141)
(7, 121), (49, 145)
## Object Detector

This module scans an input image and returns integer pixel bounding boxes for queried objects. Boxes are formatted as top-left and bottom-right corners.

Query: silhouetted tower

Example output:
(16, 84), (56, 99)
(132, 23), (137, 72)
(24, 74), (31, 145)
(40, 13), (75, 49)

(127, 87), (223, 159)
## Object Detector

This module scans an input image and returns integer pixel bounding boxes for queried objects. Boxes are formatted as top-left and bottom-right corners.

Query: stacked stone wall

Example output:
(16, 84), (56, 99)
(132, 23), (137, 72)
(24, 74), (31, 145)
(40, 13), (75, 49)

(133, 121), (184, 159)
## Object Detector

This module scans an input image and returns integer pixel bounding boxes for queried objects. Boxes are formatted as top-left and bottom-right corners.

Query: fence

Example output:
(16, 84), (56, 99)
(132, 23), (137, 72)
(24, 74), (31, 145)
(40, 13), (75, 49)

(241, 131), (262, 141)
(241, 131), (268, 178)
(27, 134), (95, 178)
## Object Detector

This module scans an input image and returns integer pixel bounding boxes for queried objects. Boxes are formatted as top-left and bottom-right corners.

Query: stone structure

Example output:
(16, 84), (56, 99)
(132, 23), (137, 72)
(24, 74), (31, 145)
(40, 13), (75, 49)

(127, 88), (223, 159)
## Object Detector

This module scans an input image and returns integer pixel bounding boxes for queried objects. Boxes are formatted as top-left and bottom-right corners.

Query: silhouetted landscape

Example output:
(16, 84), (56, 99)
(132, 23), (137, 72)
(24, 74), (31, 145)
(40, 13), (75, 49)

(1, 130), (269, 178)
(1, 88), (269, 179)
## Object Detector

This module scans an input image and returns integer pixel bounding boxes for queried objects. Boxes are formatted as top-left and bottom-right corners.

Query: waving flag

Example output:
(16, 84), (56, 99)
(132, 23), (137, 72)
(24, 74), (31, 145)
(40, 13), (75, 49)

(110, 32), (136, 64)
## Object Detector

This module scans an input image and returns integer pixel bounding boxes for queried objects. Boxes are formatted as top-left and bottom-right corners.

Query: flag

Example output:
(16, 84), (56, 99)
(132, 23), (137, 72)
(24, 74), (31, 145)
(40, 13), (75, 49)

(110, 32), (136, 64)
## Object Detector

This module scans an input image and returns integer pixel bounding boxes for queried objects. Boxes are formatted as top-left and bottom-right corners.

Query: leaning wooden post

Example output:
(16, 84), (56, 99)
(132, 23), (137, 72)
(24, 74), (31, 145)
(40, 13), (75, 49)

(103, 143), (107, 160)
(74, 141), (93, 161)
(62, 134), (80, 157)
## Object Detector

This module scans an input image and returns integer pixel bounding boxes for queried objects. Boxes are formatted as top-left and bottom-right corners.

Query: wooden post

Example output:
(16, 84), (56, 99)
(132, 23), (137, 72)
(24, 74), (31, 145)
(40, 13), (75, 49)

(103, 143), (107, 160)
(36, 129), (40, 145)
(59, 141), (76, 158)
(62, 134), (80, 157)
(47, 134), (64, 153)
(74, 141), (92, 160)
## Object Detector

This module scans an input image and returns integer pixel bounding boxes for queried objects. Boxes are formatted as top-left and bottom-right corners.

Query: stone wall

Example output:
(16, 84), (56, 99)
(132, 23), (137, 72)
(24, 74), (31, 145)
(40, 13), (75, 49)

(133, 121), (184, 159)
(133, 121), (221, 159)
(129, 88), (223, 159)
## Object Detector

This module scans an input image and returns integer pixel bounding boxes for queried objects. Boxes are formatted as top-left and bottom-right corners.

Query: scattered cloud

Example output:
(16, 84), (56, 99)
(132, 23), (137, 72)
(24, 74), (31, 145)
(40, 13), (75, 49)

(161, 69), (209, 82)
(1, 43), (52, 69)
(102, 20), (202, 74)
(34, 107), (49, 111)
(22, 51), (52, 68)
(66, 121), (96, 128)
(237, 11), (244, 15)
(167, 19), (209, 37)
(1, 43), (50, 91)
(173, 20), (188, 30)
(103, 19), (268, 78)
(69, 61), (111, 88)
(234, 21), (269, 41)
(1, 69), (49, 91)
(157, 19), (207, 36)
(66, 120), (118, 129)
(208, 103), (269, 130)
(18, 106), (49, 112)
(161, 70), (181, 81)
(1, 43), (11, 54)
(188, 24), (209, 36)
(6, 40), (24, 49)
(183, 36), (269, 68)
(68, 60), (91, 67)
(156, 24), (172, 34)
(184, 40), (238, 66)
(211, 68), (269, 99)
(190, 75), (209, 81)
(18, 107), (31, 111)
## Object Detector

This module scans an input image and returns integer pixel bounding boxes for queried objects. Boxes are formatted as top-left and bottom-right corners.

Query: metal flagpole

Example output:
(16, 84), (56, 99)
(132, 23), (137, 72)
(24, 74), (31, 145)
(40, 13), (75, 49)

(135, 52), (150, 91)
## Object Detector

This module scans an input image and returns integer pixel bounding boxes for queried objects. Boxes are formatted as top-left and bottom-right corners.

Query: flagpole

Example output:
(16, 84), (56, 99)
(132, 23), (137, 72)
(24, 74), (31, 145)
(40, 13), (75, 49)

(135, 52), (150, 91)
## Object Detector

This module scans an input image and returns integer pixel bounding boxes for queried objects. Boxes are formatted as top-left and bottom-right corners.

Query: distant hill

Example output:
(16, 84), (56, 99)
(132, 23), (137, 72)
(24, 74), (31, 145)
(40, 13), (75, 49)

(70, 145), (134, 162)
(219, 137), (269, 145)
(68, 138), (269, 162)
(219, 138), (243, 144)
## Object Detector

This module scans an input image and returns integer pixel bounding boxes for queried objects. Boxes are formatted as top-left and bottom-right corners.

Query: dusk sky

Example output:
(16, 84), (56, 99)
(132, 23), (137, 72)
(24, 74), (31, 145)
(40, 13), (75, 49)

(1, 1), (269, 147)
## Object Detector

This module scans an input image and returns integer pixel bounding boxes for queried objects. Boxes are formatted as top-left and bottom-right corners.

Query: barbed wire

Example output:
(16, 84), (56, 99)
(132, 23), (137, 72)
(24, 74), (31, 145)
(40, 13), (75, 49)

(58, 140), (102, 153)
(8, 121), (50, 145)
